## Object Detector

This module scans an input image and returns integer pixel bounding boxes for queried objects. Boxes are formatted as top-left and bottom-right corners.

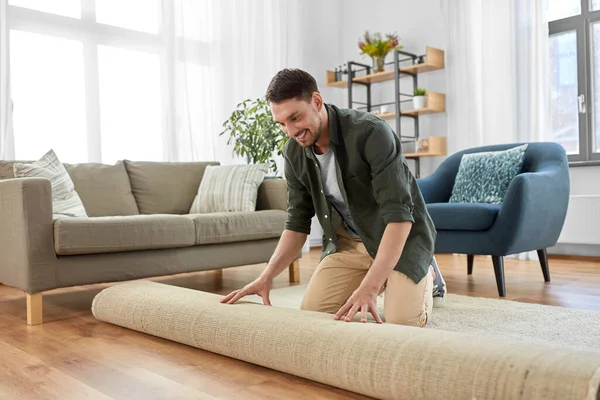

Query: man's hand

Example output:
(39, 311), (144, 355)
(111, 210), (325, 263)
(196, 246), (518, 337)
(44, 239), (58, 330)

(334, 286), (383, 324)
(334, 221), (412, 324)
(220, 229), (307, 306)
(220, 278), (272, 306)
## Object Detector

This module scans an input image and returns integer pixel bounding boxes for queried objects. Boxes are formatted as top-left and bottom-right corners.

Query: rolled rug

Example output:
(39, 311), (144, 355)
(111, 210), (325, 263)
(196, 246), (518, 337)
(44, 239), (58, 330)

(91, 281), (600, 400)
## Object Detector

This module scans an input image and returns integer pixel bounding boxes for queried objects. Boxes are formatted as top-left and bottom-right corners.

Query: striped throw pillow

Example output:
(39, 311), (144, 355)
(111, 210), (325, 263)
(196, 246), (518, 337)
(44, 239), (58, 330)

(189, 164), (268, 213)
(13, 149), (88, 218)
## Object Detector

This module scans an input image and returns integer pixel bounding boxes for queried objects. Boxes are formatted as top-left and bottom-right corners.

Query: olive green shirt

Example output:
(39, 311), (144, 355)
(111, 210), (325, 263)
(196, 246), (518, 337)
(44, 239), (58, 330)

(282, 103), (437, 284)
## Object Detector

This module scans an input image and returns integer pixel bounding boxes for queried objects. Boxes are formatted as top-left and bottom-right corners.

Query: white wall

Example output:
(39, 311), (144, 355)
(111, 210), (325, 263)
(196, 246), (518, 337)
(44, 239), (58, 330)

(549, 166), (600, 256)
(569, 166), (600, 195)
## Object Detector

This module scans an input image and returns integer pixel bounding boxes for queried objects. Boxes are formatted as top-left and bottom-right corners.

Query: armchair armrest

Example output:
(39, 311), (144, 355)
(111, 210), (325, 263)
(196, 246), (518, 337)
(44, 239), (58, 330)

(0, 177), (57, 293)
(490, 158), (570, 254)
(417, 166), (457, 204)
(256, 178), (287, 211)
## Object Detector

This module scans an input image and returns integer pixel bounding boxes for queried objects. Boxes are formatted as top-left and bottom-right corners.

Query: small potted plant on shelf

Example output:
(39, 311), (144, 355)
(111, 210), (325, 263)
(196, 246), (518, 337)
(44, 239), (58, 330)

(358, 31), (403, 73)
(413, 88), (427, 110)
(220, 97), (288, 177)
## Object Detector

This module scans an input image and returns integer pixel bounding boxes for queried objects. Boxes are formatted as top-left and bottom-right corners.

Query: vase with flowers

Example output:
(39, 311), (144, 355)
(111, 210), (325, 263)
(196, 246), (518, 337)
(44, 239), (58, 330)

(358, 31), (403, 73)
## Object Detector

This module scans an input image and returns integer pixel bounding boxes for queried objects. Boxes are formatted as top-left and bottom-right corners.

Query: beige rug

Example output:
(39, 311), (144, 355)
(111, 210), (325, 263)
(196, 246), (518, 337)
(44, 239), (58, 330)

(257, 284), (600, 353)
(92, 281), (600, 400)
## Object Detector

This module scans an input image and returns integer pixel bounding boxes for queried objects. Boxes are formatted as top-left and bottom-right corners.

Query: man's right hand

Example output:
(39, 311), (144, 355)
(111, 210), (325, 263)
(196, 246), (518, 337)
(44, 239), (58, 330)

(220, 277), (273, 306)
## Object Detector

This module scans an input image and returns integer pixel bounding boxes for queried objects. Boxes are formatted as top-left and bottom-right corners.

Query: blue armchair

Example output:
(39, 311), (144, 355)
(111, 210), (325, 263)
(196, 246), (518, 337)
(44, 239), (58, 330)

(417, 142), (570, 297)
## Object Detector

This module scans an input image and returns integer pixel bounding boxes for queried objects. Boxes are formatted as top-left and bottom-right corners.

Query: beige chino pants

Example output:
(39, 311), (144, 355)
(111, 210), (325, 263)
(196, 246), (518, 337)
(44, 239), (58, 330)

(300, 226), (433, 327)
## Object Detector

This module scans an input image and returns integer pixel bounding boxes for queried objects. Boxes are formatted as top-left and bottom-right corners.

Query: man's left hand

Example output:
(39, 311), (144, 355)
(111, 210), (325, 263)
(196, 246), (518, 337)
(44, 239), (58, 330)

(334, 287), (383, 324)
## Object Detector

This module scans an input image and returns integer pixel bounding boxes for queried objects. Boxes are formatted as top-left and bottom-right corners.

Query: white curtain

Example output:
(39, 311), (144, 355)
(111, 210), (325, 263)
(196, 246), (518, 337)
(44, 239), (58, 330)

(170, 0), (303, 165)
(442, 0), (550, 260)
(1, 0), (301, 164)
(443, 0), (550, 155)
(515, 0), (551, 145)
(0, 0), (15, 160)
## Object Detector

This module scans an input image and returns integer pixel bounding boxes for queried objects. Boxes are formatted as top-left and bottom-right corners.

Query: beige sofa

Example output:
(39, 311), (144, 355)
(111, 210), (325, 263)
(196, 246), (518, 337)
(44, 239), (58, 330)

(0, 159), (298, 325)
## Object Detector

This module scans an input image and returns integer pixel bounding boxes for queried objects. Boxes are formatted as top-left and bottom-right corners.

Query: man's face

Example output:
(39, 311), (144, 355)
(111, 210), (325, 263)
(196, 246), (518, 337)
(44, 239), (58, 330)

(271, 95), (323, 147)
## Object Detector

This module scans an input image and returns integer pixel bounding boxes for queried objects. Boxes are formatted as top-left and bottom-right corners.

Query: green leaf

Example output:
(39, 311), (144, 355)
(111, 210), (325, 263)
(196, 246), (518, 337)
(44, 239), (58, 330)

(219, 96), (288, 175)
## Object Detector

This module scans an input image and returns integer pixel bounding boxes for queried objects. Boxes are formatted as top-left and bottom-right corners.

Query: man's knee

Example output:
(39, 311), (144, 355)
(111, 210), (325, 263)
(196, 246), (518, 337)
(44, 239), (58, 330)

(299, 295), (339, 314)
(384, 309), (429, 328)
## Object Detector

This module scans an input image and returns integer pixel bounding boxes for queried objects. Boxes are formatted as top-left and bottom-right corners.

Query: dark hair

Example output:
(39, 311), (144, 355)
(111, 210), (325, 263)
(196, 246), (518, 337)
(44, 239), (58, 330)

(265, 68), (319, 104)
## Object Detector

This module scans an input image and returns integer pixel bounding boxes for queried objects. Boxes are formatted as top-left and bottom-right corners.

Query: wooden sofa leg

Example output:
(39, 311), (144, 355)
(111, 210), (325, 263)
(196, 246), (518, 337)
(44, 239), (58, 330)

(209, 269), (223, 287)
(289, 259), (300, 284)
(26, 293), (43, 326)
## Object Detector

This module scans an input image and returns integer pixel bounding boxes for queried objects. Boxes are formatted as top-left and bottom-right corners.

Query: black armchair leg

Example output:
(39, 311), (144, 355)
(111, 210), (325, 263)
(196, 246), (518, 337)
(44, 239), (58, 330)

(491, 256), (506, 297)
(537, 248), (551, 282)
(467, 254), (474, 275)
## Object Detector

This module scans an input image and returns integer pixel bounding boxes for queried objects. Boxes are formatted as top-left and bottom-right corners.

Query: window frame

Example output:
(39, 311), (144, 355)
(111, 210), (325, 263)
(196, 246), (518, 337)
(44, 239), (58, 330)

(550, 0), (600, 166)
(7, 0), (208, 163)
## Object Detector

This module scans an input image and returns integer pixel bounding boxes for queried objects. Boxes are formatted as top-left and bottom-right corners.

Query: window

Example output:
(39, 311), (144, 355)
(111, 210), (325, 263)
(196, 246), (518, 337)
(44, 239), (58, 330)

(7, 0), (209, 163)
(95, 0), (160, 34)
(97, 45), (162, 163)
(8, 0), (80, 18)
(549, 0), (600, 164)
(9, 30), (87, 162)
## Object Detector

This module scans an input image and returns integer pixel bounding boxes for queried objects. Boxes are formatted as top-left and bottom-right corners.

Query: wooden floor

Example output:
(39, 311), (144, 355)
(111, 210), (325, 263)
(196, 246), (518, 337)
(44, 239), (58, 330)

(0, 250), (599, 399)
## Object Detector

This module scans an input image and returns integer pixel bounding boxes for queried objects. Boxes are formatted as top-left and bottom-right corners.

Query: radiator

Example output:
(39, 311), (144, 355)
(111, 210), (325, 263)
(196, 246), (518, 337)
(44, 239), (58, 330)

(557, 195), (600, 245)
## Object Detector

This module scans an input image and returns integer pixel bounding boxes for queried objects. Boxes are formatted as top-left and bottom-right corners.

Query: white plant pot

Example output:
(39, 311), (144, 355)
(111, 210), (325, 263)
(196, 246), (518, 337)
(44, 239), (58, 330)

(413, 95), (426, 110)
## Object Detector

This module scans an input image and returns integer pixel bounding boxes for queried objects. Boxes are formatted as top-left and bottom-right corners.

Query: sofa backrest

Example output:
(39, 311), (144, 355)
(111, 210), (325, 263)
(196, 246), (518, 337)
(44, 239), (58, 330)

(122, 160), (220, 214)
(64, 161), (140, 217)
(439, 142), (567, 177)
(0, 159), (221, 216)
(421, 142), (569, 203)
(0, 159), (140, 217)
(0, 160), (31, 180)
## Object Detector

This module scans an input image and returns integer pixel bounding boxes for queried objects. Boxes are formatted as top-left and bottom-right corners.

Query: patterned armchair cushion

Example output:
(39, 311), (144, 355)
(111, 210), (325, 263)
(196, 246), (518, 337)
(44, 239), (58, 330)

(449, 144), (528, 204)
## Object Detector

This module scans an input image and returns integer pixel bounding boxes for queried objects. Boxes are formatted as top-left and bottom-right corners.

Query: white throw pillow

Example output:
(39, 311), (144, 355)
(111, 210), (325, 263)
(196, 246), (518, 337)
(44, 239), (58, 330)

(13, 149), (88, 218)
(189, 164), (269, 213)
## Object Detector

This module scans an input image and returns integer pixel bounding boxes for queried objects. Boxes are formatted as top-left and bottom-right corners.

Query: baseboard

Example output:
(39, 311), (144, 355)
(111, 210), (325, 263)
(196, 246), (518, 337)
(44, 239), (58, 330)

(548, 254), (600, 262)
(548, 243), (600, 258)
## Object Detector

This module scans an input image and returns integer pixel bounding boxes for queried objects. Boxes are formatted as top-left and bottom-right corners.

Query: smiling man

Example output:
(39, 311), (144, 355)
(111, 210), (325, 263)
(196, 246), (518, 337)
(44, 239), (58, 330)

(221, 68), (446, 326)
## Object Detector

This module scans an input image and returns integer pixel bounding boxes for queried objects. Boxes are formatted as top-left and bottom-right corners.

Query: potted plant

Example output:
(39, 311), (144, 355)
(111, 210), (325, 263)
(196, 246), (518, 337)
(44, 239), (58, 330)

(358, 31), (403, 73)
(220, 97), (288, 177)
(413, 88), (427, 110)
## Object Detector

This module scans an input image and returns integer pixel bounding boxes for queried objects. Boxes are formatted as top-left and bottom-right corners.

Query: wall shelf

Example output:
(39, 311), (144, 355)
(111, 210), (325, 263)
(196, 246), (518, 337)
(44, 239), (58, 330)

(399, 46), (445, 74)
(326, 46), (445, 88)
(401, 91), (446, 116)
(325, 46), (446, 178)
(404, 136), (447, 159)
(373, 92), (446, 119)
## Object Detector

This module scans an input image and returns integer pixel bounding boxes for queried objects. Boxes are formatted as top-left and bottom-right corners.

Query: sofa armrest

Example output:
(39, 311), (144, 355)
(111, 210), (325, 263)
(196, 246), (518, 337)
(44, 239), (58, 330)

(256, 178), (288, 211)
(491, 159), (570, 254)
(0, 178), (57, 293)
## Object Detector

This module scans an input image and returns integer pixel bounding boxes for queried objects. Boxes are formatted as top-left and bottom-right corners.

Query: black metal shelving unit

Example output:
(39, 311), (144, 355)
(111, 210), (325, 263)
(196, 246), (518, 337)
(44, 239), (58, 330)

(327, 46), (446, 178)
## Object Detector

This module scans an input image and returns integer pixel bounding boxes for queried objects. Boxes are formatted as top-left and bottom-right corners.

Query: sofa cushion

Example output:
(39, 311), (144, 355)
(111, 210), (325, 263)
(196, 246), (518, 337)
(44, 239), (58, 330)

(124, 160), (219, 214)
(13, 149), (88, 218)
(187, 210), (286, 245)
(54, 215), (195, 255)
(427, 203), (501, 231)
(64, 161), (139, 217)
(189, 164), (269, 213)
(256, 179), (287, 211)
